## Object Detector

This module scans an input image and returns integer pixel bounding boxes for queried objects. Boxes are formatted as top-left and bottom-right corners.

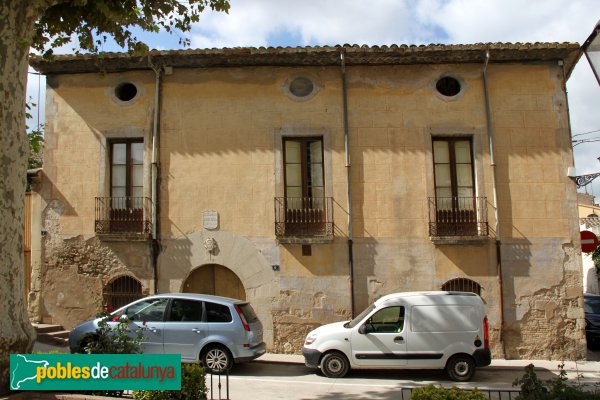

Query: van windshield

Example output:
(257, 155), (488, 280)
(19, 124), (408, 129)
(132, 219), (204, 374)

(345, 304), (376, 329)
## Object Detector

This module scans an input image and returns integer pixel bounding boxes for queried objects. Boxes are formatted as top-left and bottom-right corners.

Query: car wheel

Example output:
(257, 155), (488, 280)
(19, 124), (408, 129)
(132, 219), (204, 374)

(320, 352), (350, 378)
(446, 355), (475, 382)
(202, 346), (232, 373)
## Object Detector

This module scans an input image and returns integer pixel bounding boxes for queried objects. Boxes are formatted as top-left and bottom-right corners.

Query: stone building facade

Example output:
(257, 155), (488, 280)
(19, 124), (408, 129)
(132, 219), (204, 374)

(30, 43), (587, 359)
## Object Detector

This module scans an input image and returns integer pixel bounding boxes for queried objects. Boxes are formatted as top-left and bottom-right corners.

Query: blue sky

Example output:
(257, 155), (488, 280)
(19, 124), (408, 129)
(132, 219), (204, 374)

(27, 0), (600, 196)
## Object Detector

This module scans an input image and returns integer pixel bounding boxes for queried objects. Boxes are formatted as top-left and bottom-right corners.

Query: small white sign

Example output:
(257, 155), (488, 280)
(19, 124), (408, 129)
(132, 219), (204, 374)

(203, 211), (219, 230)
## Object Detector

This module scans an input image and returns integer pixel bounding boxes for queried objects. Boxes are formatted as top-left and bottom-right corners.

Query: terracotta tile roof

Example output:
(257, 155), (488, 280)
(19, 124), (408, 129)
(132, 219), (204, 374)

(30, 42), (582, 78)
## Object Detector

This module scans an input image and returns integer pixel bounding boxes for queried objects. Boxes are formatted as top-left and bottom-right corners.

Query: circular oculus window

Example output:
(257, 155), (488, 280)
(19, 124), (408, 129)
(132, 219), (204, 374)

(436, 76), (461, 97)
(114, 82), (138, 102)
(289, 77), (315, 98)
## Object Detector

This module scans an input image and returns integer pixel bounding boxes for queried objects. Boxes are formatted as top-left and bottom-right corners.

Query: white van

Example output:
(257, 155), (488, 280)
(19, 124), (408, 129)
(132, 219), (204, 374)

(302, 291), (491, 381)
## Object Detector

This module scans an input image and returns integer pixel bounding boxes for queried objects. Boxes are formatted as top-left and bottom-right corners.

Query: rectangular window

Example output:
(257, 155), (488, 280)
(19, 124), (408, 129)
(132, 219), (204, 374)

(284, 138), (324, 201)
(282, 137), (326, 235)
(432, 138), (476, 236)
(111, 139), (144, 203)
(109, 139), (144, 232)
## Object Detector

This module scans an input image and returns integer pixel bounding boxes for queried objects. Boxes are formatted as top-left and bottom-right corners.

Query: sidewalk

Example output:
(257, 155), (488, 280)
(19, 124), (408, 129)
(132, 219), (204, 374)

(256, 353), (600, 373)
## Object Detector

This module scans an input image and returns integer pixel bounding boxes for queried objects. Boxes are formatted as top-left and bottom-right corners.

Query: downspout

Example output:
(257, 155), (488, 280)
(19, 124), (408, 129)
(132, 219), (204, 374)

(340, 49), (356, 317)
(150, 58), (162, 294)
(559, 60), (575, 147)
(483, 50), (506, 357)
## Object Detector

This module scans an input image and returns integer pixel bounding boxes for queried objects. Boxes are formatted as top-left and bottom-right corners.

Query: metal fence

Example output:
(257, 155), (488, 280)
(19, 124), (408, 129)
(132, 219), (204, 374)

(428, 196), (489, 237)
(208, 370), (230, 400)
(95, 196), (152, 235)
(274, 196), (334, 238)
(204, 379), (521, 400)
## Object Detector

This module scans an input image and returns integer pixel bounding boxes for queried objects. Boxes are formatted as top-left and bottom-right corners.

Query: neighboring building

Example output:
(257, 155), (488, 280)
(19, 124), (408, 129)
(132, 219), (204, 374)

(30, 42), (587, 360)
(579, 192), (600, 294)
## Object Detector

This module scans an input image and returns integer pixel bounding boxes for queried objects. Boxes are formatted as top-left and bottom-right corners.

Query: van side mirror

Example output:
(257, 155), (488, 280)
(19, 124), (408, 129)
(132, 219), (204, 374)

(358, 324), (369, 334)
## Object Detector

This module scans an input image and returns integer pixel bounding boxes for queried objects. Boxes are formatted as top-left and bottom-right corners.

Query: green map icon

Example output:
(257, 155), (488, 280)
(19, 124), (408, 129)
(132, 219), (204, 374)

(10, 354), (49, 390)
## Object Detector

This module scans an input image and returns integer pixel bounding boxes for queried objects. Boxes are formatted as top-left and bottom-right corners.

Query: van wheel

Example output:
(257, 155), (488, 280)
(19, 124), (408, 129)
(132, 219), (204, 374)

(202, 346), (232, 373)
(321, 352), (350, 378)
(446, 355), (475, 382)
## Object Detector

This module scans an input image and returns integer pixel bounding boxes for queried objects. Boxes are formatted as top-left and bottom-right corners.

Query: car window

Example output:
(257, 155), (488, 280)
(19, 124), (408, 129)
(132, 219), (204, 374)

(238, 303), (259, 323)
(168, 299), (204, 322)
(206, 302), (232, 323)
(347, 304), (376, 329)
(125, 298), (168, 322)
(366, 306), (405, 333)
(585, 297), (600, 314)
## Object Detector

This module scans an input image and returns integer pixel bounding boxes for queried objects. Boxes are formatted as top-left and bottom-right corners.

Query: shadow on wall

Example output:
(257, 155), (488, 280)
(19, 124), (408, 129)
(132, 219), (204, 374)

(351, 237), (378, 316)
(158, 235), (194, 283)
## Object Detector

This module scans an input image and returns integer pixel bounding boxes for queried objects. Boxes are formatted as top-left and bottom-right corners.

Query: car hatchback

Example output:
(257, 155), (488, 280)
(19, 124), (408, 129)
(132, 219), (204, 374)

(585, 293), (600, 350)
(69, 293), (266, 371)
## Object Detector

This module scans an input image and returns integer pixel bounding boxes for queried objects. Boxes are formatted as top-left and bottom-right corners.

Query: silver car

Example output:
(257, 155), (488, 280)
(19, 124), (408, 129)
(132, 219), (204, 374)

(69, 293), (266, 371)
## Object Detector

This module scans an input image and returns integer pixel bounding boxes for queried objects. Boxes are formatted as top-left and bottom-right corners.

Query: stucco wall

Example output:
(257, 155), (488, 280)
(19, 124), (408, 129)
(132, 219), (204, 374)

(38, 60), (585, 359)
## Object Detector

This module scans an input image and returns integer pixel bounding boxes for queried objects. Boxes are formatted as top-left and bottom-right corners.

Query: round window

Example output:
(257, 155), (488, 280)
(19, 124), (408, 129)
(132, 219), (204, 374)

(114, 82), (138, 102)
(436, 76), (461, 97)
(289, 77), (314, 98)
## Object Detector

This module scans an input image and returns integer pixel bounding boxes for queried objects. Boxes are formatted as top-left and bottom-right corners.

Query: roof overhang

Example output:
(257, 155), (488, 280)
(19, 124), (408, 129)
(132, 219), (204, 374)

(30, 42), (582, 78)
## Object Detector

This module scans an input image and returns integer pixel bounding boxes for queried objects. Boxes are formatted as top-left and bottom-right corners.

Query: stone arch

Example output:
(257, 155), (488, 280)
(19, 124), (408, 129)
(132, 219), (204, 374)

(441, 277), (482, 296)
(158, 230), (278, 348)
(182, 264), (246, 301)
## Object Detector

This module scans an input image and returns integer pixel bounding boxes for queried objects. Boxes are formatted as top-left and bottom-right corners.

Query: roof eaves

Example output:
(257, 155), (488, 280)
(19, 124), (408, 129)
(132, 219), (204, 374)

(29, 42), (582, 77)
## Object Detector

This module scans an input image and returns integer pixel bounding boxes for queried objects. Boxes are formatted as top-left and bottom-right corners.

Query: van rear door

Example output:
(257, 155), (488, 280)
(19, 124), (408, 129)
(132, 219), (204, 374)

(350, 305), (408, 367)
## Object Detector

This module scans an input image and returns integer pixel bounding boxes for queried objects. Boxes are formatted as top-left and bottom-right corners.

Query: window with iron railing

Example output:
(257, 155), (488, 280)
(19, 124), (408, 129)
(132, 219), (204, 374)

(95, 196), (152, 234)
(442, 278), (482, 296)
(430, 137), (488, 237)
(96, 138), (151, 236)
(103, 275), (143, 311)
(276, 137), (333, 239)
(428, 196), (488, 237)
(275, 196), (333, 237)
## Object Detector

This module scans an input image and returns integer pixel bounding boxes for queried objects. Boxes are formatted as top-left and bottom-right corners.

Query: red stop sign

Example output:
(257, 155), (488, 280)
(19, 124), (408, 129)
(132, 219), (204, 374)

(581, 230), (598, 253)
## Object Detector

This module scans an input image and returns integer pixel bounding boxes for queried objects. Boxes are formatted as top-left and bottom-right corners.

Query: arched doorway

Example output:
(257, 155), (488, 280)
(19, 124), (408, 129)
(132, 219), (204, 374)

(183, 264), (246, 301)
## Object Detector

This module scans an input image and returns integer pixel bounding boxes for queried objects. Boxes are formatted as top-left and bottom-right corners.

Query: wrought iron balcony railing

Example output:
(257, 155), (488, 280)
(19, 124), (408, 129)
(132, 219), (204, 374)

(275, 197), (334, 238)
(95, 197), (152, 235)
(428, 196), (488, 237)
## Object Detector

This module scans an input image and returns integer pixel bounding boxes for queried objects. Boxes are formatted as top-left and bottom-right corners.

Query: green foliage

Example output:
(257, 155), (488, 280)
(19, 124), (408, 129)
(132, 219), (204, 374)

(81, 312), (145, 355)
(132, 363), (207, 400)
(74, 314), (145, 397)
(25, 100), (44, 169)
(513, 363), (600, 400)
(412, 385), (487, 400)
(592, 245), (600, 269)
(32, 0), (230, 57)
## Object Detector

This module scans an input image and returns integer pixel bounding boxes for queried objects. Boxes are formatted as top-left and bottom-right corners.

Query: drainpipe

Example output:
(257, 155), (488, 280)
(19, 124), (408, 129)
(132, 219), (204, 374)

(483, 50), (506, 357)
(150, 58), (162, 294)
(340, 49), (356, 317)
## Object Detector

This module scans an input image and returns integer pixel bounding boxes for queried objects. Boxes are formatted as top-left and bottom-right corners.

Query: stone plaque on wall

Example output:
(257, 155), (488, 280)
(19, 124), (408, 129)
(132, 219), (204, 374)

(203, 211), (219, 230)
